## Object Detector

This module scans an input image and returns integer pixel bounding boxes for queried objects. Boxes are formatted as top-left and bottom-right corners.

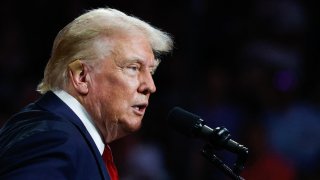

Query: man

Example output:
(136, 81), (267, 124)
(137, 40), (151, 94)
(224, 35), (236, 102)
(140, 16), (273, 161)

(0, 7), (173, 180)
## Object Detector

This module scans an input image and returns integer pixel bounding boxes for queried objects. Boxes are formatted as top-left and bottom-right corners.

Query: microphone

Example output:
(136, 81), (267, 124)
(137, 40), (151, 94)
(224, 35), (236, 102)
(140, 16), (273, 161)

(167, 107), (248, 155)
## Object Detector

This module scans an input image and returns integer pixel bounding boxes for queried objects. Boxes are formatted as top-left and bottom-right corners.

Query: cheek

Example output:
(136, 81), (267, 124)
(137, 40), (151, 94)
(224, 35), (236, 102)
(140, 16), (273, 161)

(111, 77), (139, 96)
(91, 71), (140, 106)
(97, 78), (138, 108)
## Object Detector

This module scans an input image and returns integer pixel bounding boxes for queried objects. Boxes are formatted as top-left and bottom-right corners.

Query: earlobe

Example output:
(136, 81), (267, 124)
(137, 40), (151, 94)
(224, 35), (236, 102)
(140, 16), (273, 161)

(68, 60), (89, 95)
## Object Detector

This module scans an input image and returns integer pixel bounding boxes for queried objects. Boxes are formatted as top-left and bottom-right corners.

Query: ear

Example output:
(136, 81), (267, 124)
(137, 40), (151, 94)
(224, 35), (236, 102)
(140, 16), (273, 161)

(68, 60), (90, 95)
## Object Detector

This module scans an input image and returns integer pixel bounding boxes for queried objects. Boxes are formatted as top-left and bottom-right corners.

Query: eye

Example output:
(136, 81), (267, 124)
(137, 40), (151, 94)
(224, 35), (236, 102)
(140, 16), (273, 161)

(125, 64), (141, 75)
(128, 65), (140, 71)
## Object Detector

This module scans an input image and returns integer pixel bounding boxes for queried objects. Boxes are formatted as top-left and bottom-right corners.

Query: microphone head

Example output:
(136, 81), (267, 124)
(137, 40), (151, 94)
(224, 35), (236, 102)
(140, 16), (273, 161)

(167, 107), (203, 137)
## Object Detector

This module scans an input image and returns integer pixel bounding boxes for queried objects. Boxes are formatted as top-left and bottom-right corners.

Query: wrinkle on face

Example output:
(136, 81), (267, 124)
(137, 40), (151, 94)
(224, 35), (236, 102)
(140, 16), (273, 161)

(83, 32), (157, 143)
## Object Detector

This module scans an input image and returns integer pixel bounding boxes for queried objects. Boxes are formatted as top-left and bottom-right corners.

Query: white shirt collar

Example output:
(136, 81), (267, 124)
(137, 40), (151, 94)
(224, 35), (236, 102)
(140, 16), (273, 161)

(53, 90), (105, 155)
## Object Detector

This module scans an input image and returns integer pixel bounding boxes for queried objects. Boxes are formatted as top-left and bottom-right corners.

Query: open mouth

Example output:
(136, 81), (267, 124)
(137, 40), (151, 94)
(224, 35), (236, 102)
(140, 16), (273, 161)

(132, 104), (148, 115)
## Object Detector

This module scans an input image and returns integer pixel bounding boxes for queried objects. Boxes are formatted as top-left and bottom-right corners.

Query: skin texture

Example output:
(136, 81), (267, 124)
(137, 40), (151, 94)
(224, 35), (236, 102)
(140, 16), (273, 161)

(67, 32), (157, 143)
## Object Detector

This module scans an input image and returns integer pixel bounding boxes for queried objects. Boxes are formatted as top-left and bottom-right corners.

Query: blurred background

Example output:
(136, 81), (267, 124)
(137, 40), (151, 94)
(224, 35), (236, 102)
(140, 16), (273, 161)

(1, 0), (319, 179)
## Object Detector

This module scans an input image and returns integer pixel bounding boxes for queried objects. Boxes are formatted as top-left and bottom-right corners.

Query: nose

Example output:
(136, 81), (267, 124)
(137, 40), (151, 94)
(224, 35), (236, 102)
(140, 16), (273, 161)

(138, 71), (156, 95)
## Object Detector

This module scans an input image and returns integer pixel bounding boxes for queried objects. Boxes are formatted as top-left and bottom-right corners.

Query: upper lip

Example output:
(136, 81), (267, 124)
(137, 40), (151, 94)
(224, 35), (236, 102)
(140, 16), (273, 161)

(132, 103), (148, 110)
(133, 102), (148, 109)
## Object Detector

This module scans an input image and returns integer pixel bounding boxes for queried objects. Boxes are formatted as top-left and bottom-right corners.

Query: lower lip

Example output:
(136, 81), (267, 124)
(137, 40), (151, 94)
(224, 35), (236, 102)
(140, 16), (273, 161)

(132, 107), (146, 116)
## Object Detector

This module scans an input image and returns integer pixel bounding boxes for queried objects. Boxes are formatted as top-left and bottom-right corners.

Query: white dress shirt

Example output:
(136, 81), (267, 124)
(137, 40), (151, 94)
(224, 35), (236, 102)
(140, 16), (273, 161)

(53, 90), (105, 155)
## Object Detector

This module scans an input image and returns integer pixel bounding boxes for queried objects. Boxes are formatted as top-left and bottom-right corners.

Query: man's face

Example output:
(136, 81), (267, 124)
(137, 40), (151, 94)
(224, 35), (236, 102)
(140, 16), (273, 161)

(87, 33), (157, 141)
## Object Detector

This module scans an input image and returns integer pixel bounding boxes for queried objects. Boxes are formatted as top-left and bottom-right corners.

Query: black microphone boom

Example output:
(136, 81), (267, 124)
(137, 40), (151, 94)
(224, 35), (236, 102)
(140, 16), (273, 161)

(167, 106), (248, 155)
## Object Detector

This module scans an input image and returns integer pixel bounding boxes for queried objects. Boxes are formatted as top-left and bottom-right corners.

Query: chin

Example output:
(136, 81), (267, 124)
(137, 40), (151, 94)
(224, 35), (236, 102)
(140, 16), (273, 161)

(114, 125), (140, 142)
(123, 121), (142, 133)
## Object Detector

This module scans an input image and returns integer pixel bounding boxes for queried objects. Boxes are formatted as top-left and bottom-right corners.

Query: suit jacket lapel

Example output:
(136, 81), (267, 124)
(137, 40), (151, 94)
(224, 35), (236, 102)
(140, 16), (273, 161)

(35, 91), (110, 180)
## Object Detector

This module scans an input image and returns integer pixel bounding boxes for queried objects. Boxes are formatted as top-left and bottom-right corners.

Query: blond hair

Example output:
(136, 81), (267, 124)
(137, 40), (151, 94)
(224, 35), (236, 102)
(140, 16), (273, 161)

(37, 7), (173, 94)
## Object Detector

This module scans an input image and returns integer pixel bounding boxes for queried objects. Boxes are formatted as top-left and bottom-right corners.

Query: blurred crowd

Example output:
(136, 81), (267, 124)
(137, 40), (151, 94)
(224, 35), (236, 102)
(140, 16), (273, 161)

(1, 0), (319, 179)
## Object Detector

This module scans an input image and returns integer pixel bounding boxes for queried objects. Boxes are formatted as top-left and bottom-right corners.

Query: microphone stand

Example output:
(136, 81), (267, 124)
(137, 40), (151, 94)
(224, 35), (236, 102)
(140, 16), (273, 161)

(201, 144), (246, 180)
(200, 127), (248, 180)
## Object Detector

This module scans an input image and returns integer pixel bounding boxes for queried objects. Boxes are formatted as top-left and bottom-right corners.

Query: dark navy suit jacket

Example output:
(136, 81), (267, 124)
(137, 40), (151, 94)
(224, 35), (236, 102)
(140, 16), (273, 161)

(0, 91), (110, 180)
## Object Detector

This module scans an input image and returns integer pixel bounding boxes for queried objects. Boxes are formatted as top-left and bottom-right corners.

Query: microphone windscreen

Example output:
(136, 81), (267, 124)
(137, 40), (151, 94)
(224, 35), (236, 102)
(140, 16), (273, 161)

(167, 107), (202, 137)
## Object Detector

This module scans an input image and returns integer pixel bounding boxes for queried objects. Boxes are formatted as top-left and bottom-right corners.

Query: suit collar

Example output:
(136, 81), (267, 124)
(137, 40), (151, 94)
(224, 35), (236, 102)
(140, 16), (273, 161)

(36, 91), (84, 129)
(35, 91), (110, 180)
(53, 90), (105, 154)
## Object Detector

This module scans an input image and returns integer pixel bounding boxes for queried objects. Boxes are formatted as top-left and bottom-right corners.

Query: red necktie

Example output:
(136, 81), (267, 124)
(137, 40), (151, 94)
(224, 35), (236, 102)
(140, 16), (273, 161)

(102, 145), (119, 180)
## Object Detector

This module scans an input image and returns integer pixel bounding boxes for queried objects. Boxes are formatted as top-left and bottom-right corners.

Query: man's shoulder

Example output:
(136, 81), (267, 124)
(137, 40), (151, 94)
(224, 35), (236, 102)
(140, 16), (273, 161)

(0, 104), (102, 179)
(0, 103), (80, 155)
(2, 102), (73, 132)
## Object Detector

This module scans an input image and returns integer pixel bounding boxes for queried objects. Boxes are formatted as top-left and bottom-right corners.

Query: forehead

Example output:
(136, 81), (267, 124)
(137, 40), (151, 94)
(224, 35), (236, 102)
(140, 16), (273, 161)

(112, 32), (156, 65)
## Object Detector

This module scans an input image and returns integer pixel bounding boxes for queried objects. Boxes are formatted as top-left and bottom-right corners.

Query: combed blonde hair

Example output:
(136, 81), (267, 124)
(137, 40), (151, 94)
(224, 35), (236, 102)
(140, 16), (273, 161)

(37, 7), (173, 94)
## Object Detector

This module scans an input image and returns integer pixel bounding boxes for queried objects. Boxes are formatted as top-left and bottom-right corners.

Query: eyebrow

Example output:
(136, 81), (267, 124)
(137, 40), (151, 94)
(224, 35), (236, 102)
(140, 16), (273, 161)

(127, 56), (158, 67)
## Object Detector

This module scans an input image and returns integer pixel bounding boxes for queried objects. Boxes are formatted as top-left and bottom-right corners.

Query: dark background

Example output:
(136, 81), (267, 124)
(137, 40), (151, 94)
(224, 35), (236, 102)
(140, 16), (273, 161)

(1, 0), (320, 179)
